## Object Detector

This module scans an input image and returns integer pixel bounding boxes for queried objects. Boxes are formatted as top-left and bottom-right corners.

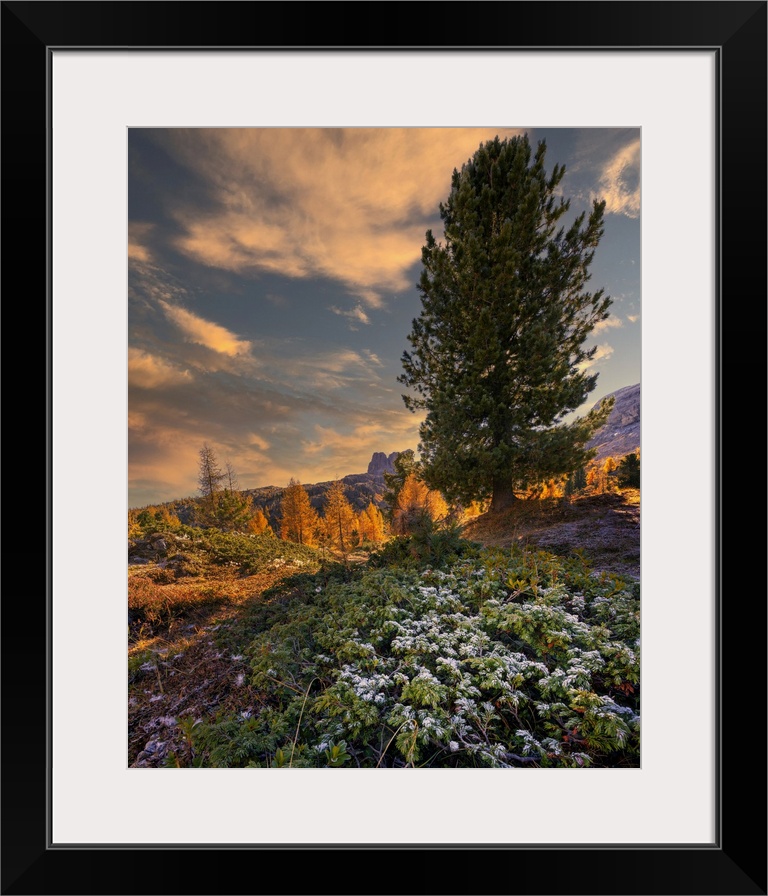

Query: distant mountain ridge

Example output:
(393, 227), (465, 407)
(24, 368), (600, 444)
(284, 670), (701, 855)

(242, 451), (408, 527)
(586, 383), (640, 462)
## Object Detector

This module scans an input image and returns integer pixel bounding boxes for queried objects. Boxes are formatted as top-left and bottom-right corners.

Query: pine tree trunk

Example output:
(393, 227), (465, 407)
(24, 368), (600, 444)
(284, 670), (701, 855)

(490, 475), (517, 513)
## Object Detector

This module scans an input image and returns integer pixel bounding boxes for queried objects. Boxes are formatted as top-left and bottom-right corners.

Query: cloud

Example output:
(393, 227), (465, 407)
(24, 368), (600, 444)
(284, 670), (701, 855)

(248, 433), (271, 451)
(157, 127), (524, 306)
(128, 222), (154, 262)
(592, 137), (640, 218)
(128, 347), (192, 389)
(330, 304), (371, 326)
(592, 316), (623, 334)
(578, 343), (615, 372)
(362, 350), (383, 367)
(300, 412), (422, 470)
(158, 300), (251, 357)
(627, 313), (639, 323)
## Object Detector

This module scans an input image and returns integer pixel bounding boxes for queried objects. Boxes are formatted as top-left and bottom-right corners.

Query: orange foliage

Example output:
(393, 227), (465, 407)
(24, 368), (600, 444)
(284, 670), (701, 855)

(321, 480), (358, 556)
(280, 479), (319, 546)
(246, 509), (272, 536)
(392, 473), (449, 535)
(358, 502), (386, 544)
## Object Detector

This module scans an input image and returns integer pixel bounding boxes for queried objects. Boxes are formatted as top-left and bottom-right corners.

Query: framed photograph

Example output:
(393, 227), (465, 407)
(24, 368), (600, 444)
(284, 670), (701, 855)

(6, 2), (765, 893)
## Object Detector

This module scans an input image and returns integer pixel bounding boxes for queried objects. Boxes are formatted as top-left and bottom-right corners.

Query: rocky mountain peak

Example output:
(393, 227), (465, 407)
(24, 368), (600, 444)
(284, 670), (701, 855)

(367, 451), (401, 476)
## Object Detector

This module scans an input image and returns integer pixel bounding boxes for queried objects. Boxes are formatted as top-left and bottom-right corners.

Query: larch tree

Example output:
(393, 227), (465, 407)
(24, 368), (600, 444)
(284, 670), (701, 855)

(399, 134), (615, 513)
(358, 502), (386, 545)
(197, 443), (226, 526)
(600, 456), (618, 493)
(247, 508), (273, 536)
(321, 480), (357, 558)
(279, 478), (319, 546)
(392, 472), (448, 536)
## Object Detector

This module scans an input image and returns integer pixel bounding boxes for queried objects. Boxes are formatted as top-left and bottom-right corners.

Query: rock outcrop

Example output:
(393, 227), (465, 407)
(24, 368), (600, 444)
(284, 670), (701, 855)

(586, 383), (640, 462)
(367, 451), (401, 476)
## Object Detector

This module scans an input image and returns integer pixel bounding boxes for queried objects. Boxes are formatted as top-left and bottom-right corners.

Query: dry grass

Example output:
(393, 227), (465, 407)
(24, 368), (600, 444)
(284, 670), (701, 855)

(127, 560), (317, 766)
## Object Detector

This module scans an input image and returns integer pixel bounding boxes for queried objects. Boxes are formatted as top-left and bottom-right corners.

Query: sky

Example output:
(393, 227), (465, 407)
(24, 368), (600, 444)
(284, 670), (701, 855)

(128, 127), (640, 508)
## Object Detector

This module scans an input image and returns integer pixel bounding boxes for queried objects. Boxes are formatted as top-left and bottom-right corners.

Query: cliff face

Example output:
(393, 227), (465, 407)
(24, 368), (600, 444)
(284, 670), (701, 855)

(367, 451), (401, 476)
(586, 383), (640, 461)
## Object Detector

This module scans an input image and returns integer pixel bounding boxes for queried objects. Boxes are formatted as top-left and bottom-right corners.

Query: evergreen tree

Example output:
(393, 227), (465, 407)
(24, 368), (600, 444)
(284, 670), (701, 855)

(399, 134), (615, 512)
(280, 478), (319, 546)
(382, 449), (418, 523)
(217, 461), (253, 531)
(216, 488), (253, 532)
(573, 465), (588, 491)
(617, 451), (640, 488)
(563, 465), (587, 501)
(196, 446), (251, 530)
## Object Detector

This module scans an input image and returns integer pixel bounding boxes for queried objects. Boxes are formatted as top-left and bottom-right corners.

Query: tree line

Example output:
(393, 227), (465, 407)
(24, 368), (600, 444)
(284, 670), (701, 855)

(129, 440), (640, 553)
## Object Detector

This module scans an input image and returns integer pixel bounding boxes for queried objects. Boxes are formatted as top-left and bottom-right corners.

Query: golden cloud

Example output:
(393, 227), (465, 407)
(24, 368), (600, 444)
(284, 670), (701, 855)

(330, 304), (371, 326)
(159, 300), (251, 357)
(592, 316), (624, 334)
(577, 343), (615, 372)
(164, 127), (524, 305)
(128, 347), (192, 389)
(593, 137), (641, 219)
(248, 433), (271, 451)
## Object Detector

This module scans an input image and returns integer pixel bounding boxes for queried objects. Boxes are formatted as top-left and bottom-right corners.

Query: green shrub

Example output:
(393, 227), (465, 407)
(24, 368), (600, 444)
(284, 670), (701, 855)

(199, 531), (318, 574)
(185, 547), (639, 769)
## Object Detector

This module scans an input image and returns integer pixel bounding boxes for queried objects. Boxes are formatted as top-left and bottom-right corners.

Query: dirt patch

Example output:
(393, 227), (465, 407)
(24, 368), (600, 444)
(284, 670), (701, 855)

(462, 489), (640, 581)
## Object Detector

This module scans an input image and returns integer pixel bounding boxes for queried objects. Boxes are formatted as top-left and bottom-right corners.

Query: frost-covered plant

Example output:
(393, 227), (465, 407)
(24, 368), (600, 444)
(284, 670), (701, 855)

(192, 547), (639, 768)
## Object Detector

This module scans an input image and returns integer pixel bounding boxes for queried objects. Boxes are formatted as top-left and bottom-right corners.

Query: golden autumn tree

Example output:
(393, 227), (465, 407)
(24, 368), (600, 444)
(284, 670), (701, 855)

(601, 456), (617, 493)
(358, 502), (386, 545)
(539, 478), (564, 500)
(321, 480), (358, 558)
(280, 478), (319, 546)
(392, 473), (448, 536)
(246, 508), (273, 536)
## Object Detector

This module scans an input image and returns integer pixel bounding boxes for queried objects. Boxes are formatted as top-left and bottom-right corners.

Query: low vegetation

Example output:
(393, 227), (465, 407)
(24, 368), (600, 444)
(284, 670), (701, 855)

(129, 483), (640, 770)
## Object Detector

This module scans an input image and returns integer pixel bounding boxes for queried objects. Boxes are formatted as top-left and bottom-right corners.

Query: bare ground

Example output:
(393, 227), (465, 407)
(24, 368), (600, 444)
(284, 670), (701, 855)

(127, 564), (307, 767)
(461, 489), (640, 581)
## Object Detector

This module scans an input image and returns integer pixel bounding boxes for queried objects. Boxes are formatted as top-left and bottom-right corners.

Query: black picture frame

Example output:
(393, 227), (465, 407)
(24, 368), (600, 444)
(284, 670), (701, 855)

(4, 2), (766, 894)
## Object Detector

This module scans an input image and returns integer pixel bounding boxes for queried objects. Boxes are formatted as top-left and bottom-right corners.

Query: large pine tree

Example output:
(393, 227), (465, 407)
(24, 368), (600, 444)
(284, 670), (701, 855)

(399, 134), (615, 512)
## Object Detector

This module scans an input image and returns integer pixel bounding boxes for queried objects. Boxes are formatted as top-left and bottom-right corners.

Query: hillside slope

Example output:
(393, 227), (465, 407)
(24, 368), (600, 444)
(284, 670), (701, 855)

(462, 489), (640, 581)
(586, 382), (640, 462)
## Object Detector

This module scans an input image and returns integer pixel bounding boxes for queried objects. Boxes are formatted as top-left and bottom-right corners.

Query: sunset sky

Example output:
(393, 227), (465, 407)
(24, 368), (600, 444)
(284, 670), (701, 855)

(128, 127), (640, 508)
